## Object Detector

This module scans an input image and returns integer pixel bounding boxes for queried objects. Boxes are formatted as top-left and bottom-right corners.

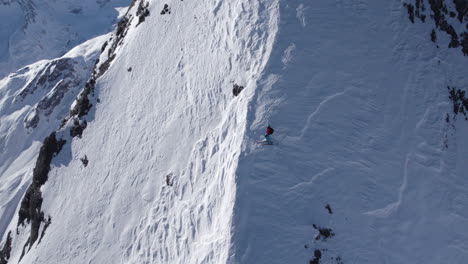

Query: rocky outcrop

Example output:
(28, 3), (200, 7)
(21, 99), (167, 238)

(17, 58), (84, 129)
(136, 1), (150, 26)
(233, 84), (244, 96)
(17, 132), (65, 251)
(404, 0), (468, 55)
(160, 4), (171, 15)
(0, 232), (12, 264)
(448, 86), (468, 120)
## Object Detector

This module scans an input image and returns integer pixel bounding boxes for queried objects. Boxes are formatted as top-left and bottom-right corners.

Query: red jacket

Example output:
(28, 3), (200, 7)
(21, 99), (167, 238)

(265, 126), (274, 135)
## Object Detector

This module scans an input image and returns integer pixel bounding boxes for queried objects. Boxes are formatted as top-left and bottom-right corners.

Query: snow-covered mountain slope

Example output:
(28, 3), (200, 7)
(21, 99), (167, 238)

(0, 0), (128, 78)
(1, 0), (468, 263)
(0, 35), (107, 253)
(231, 1), (468, 263)
(2, 0), (278, 263)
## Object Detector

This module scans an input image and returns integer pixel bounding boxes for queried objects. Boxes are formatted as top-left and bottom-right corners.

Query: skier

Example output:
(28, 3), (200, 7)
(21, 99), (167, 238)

(264, 125), (274, 145)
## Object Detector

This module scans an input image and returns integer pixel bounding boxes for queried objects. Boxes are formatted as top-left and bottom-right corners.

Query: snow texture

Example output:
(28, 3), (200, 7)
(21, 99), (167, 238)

(1, 0), (468, 263)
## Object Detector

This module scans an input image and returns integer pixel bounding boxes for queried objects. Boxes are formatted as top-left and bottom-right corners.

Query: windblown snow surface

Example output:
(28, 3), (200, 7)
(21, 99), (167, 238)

(1, 0), (468, 263)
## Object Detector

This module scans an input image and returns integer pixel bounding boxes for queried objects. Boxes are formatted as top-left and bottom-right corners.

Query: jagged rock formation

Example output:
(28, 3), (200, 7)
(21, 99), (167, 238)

(0, 1), (138, 262)
(404, 0), (468, 55)
(17, 132), (65, 254)
(15, 58), (85, 129)
(0, 232), (11, 264)
(448, 86), (468, 119)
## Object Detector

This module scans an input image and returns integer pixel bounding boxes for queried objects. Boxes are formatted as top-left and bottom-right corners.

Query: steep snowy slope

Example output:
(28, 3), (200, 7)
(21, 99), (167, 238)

(0, 0), (128, 78)
(1, 0), (467, 263)
(231, 0), (468, 263)
(2, 0), (277, 263)
(0, 34), (107, 257)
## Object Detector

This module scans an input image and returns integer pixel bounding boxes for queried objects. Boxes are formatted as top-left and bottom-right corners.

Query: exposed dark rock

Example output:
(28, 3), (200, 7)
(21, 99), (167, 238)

(160, 4), (171, 15)
(70, 83), (93, 118)
(448, 86), (468, 119)
(19, 240), (28, 262)
(101, 41), (108, 52)
(405, 0), (468, 54)
(136, 1), (150, 26)
(310, 249), (322, 264)
(233, 84), (244, 96)
(313, 224), (335, 241)
(428, 0), (460, 47)
(453, 0), (468, 23)
(166, 173), (174, 186)
(404, 3), (415, 23)
(431, 28), (437, 42)
(98, 56), (114, 76)
(405, 0), (427, 23)
(97, 14), (133, 78)
(19, 58), (76, 98)
(25, 110), (40, 129)
(33, 133), (66, 186)
(70, 118), (88, 138)
(461, 32), (468, 55)
(80, 155), (88, 167)
(17, 58), (84, 129)
(442, 20), (459, 47)
(116, 17), (129, 37)
(38, 216), (51, 244)
(420, 13), (427, 22)
(128, 0), (139, 10)
(0, 232), (12, 264)
(325, 204), (333, 214)
(38, 79), (81, 116)
(0, 3), (140, 261)
(417, 0), (427, 22)
(127, 67), (133, 72)
(17, 132), (65, 250)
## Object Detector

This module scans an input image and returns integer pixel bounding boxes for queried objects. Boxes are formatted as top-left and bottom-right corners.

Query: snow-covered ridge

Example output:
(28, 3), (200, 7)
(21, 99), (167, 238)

(0, 0), (129, 78)
(0, 34), (107, 262)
